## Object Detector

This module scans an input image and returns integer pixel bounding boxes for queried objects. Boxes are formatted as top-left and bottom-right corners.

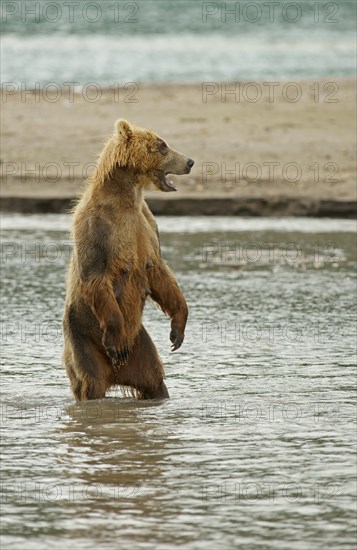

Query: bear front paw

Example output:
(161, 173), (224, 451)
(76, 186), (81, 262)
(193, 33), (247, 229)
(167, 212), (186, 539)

(107, 345), (130, 366)
(170, 324), (184, 352)
(102, 329), (130, 366)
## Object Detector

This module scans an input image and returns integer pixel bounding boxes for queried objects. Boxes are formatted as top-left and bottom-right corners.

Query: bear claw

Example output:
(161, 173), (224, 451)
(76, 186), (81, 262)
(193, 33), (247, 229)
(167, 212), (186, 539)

(107, 345), (130, 366)
(117, 346), (130, 364)
(170, 326), (184, 352)
(171, 340), (182, 352)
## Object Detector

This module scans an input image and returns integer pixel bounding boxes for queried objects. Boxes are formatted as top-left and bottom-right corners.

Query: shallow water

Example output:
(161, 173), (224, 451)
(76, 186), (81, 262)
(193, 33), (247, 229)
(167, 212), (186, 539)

(1, 214), (356, 550)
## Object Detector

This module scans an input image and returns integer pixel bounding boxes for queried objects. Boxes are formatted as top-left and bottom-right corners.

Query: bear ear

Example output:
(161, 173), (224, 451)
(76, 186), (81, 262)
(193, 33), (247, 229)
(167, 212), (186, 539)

(115, 119), (132, 141)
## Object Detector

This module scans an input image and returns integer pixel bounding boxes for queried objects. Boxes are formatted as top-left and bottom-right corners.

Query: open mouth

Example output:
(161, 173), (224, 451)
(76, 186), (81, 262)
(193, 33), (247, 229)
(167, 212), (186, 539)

(159, 173), (177, 192)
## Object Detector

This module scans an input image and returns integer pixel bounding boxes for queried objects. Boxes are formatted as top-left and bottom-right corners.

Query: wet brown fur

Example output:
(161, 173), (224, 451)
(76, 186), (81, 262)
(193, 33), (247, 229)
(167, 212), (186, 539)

(63, 120), (191, 401)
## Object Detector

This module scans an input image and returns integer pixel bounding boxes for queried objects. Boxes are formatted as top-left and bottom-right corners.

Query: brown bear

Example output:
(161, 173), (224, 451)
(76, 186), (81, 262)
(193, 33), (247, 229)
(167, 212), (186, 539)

(63, 119), (194, 402)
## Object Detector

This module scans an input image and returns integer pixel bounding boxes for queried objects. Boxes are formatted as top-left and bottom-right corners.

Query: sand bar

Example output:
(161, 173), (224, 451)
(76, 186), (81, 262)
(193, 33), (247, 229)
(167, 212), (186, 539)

(1, 79), (356, 216)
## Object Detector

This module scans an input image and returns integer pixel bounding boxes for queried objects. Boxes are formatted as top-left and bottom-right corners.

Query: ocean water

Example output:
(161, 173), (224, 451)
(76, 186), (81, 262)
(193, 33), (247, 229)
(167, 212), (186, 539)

(1, 214), (356, 549)
(1, 1), (356, 85)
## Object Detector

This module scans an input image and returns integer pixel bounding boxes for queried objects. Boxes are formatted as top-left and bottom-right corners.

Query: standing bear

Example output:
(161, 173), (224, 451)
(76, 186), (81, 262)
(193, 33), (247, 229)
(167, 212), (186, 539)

(63, 119), (194, 401)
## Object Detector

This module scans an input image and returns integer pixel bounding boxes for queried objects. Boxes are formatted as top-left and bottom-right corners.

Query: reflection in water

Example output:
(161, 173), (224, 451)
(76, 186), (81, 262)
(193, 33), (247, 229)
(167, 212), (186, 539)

(54, 399), (177, 547)
(1, 215), (356, 550)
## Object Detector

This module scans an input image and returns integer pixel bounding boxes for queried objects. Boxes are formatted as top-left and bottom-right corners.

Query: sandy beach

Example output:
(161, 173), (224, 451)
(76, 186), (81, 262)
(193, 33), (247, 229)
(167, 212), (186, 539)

(1, 79), (356, 216)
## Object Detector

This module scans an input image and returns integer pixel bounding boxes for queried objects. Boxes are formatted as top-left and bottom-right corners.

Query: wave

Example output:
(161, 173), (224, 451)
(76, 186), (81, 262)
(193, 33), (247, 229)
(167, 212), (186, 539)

(1, 33), (356, 85)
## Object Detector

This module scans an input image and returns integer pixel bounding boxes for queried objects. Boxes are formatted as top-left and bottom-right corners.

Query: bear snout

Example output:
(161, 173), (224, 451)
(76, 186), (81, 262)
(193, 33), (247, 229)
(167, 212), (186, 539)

(187, 159), (195, 169)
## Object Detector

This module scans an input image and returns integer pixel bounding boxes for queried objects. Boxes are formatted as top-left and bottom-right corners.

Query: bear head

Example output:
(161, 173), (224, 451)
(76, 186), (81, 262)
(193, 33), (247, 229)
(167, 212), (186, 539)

(113, 119), (194, 192)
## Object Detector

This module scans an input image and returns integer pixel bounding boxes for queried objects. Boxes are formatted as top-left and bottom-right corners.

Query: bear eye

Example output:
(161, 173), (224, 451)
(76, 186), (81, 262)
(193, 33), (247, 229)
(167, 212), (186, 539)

(158, 140), (168, 155)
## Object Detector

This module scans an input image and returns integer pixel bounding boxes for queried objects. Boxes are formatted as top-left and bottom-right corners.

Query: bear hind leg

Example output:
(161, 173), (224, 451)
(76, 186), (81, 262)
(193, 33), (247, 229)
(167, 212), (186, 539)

(64, 335), (111, 402)
(80, 375), (107, 401)
(63, 345), (83, 402)
(117, 325), (169, 399)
